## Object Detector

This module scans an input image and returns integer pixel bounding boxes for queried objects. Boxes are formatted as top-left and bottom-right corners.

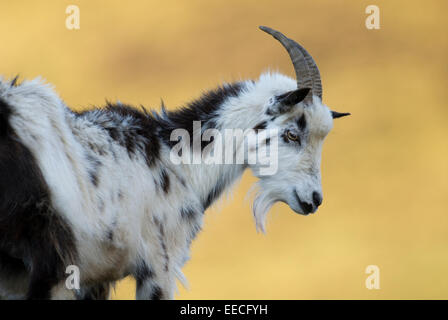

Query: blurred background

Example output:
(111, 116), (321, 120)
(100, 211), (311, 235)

(1, 0), (447, 299)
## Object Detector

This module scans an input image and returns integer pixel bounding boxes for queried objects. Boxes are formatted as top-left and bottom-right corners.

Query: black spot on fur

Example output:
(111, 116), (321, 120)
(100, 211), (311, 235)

(107, 103), (160, 167)
(105, 126), (119, 141)
(156, 82), (244, 149)
(106, 229), (114, 241)
(135, 260), (154, 287)
(297, 114), (307, 131)
(253, 121), (267, 131)
(86, 153), (101, 187)
(87, 142), (107, 156)
(0, 250), (28, 282)
(0, 250), (26, 271)
(75, 103), (161, 168)
(153, 219), (169, 272)
(0, 99), (12, 137)
(204, 179), (226, 210)
(78, 283), (110, 300)
(159, 228), (169, 272)
(160, 169), (170, 194)
(89, 172), (98, 187)
(151, 286), (163, 300)
(0, 99), (77, 299)
(106, 219), (117, 241)
(181, 207), (197, 220)
(265, 138), (271, 146)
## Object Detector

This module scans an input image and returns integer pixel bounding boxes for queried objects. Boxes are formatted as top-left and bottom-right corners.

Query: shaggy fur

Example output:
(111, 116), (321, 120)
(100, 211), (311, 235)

(0, 71), (335, 299)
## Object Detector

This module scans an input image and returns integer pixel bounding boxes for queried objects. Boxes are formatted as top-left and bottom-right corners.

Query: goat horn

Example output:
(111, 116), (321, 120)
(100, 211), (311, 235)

(331, 111), (351, 119)
(259, 26), (313, 99)
(296, 43), (322, 100)
(259, 26), (322, 101)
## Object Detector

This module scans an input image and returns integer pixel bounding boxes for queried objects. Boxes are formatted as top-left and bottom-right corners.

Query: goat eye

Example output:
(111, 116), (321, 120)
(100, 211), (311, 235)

(287, 131), (300, 143)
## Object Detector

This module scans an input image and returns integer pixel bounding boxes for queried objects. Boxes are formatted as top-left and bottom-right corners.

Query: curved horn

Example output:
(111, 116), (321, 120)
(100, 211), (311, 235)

(297, 45), (322, 99)
(259, 26), (312, 94)
(259, 26), (322, 100)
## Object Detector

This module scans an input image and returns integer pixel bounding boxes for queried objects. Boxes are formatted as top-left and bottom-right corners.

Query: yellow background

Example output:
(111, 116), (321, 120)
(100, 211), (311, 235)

(1, 1), (447, 299)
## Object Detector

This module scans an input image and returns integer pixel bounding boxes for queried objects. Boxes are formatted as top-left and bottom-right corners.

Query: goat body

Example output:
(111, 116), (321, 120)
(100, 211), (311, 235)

(0, 75), (286, 299)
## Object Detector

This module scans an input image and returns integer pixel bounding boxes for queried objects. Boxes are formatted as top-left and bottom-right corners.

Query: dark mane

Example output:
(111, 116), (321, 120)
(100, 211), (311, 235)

(74, 103), (161, 168)
(155, 82), (244, 148)
(73, 81), (244, 166)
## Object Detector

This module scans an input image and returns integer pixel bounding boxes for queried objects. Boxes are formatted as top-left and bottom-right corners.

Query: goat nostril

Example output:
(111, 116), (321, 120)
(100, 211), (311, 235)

(301, 201), (313, 213)
(294, 190), (314, 214)
(312, 191), (322, 207)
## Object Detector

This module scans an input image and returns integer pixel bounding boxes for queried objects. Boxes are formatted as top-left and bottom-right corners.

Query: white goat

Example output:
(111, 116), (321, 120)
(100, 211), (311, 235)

(0, 26), (349, 299)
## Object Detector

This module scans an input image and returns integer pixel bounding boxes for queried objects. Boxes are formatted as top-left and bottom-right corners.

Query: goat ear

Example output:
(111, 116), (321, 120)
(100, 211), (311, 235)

(266, 88), (311, 116)
(276, 88), (311, 106)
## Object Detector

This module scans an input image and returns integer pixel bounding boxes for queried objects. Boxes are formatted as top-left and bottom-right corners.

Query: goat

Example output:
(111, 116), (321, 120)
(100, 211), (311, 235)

(0, 26), (349, 299)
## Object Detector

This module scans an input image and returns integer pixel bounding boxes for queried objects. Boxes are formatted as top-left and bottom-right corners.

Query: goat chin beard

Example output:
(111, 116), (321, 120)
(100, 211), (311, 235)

(252, 191), (277, 234)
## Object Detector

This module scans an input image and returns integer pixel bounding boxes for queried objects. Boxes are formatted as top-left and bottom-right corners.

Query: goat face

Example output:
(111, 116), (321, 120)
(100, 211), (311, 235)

(251, 27), (350, 232)
(251, 91), (335, 231)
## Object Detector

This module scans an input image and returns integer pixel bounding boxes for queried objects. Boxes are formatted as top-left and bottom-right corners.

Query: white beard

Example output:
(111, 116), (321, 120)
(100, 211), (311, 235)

(252, 185), (277, 233)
